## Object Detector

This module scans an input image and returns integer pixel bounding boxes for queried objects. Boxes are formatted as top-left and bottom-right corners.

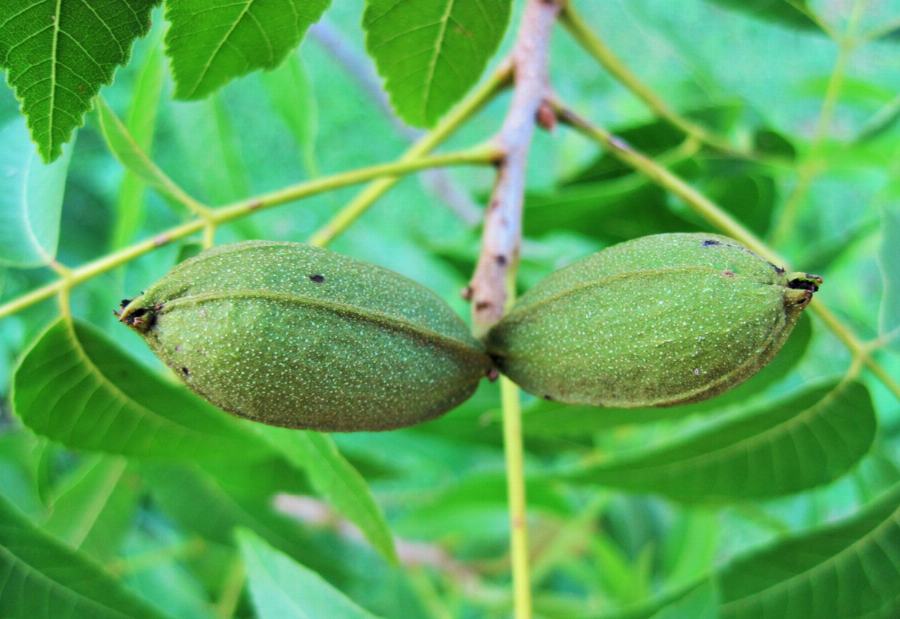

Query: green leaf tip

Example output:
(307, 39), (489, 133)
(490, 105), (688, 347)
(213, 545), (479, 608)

(363, 0), (512, 127)
(165, 0), (332, 100)
(0, 0), (161, 162)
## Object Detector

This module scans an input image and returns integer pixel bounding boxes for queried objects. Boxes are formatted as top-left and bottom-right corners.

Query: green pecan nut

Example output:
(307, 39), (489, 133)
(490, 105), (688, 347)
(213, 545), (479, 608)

(120, 241), (490, 431)
(486, 233), (821, 408)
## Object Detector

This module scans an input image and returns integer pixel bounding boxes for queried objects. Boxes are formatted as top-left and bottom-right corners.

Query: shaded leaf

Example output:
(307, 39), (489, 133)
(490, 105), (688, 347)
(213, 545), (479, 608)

(238, 528), (380, 619)
(702, 0), (820, 32)
(165, 0), (331, 99)
(258, 427), (398, 564)
(0, 493), (170, 619)
(0, 0), (159, 161)
(363, 0), (511, 127)
(261, 51), (318, 174)
(0, 116), (73, 267)
(13, 318), (270, 461)
(650, 580), (719, 619)
(565, 381), (876, 501)
(143, 462), (346, 585)
(880, 203), (900, 351)
(43, 455), (137, 561)
(106, 33), (167, 249)
(718, 483), (900, 618)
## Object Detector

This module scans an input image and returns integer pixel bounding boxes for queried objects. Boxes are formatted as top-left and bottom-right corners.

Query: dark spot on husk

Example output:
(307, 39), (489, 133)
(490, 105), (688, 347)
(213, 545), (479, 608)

(769, 262), (786, 275)
(475, 300), (492, 311)
(181, 367), (190, 377)
(702, 239), (720, 246)
(495, 254), (507, 266)
(308, 274), (325, 283)
(543, 394), (554, 400)
(722, 269), (735, 278)
(119, 298), (132, 308)
(486, 368), (499, 381)
(461, 286), (474, 301)
(122, 307), (157, 332)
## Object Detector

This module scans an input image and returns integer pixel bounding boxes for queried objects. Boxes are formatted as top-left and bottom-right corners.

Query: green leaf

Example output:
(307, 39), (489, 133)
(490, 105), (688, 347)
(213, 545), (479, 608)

(42, 455), (137, 561)
(0, 116), (73, 267)
(261, 52), (318, 175)
(702, 0), (820, 32)
(12, 318), (271, 461)
(0, 0), (160, 162)
(107, 32), (166, 249)
(650, 580), (719, 619)
(718, 483), (900, 618)
(143, 462), (346, 585)
(258, 427), (398, 564)
(238, 528), (381, 619)
(880, 203), (900, 351)
(363, 0), (512, 127)
(98, 97), (187, 207)
(0, 493), (170, 619)
(165, 0), (332, 100)
(565, 381), (876, 501)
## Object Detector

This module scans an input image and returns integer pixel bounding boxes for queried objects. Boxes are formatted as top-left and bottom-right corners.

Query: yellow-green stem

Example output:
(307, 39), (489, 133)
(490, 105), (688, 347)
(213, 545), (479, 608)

(554, 104), (900, 400)
(309, 64), (512, 247)
(500, 265), (532, 619)
(560, 4), (742, 157)
(0, 148), (497, 322)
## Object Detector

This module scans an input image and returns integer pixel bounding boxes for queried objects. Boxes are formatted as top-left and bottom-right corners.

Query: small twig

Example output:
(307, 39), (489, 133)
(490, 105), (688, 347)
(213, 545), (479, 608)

(468, 0), (562, 334)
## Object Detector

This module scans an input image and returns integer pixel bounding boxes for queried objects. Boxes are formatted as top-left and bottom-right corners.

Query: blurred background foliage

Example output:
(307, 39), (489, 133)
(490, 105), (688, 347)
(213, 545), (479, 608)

(0, 0), (899, 618)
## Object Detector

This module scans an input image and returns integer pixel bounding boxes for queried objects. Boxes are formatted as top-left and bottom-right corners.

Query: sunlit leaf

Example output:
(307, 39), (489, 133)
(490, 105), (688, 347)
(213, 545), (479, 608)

(165, 0), (331, 99)
(258, 427), (398, 564)
(565, 381), (876, 501)
(0, 493), (170, 619)
(363, 0), (512, 127)
(238, 528), (381, 619)
(13, 318), (271, 461)
(650, 580), (719, 619)
(0, 116), (73, 267)
(718, 483), (900, 618)
(0, 0), (159, 161)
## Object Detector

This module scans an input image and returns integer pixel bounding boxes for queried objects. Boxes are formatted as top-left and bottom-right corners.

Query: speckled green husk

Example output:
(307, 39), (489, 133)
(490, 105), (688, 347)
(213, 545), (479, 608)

(486, 233), (821, 408)
(119, 241), (491, 431)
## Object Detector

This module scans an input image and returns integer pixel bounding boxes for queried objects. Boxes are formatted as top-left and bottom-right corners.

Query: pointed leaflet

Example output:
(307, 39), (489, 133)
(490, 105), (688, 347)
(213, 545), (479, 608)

(257, 427), (398, 564)
(165, 0), (331, 99)
(0, 493), (170, 619)
(238, 529), (381, 619)
(0, 0), (159, 162)
(565, 381), (876, 501)
(0, 116), (73, 267)
(13, 318), (271, 461)
(718, 483), (900, 619)
(363, 0), (512, 127)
